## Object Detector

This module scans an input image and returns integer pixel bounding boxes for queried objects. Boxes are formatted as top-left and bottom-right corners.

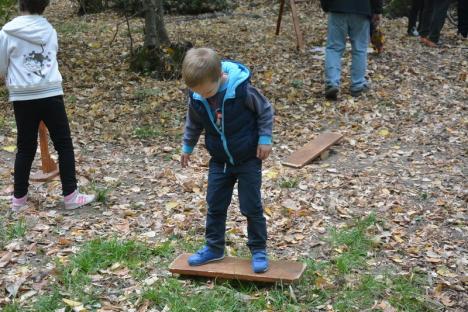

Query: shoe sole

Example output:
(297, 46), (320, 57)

(351, 87), (369, 97)
(188, 255), (225, 266)
(65, 196), (96, 210)
(11, 204), (28, 212)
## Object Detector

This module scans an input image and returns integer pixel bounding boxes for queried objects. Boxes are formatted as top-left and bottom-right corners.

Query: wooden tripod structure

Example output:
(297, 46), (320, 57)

(276, 0), (305, 50)
(30, 121), (59, 182)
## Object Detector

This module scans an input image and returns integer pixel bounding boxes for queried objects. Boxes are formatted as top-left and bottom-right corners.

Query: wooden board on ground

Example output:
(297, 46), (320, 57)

(282, 132), (343, 168)
(30, 121), (59, 182)
(169, 254), (306, 284)
(30, 169), (60, 182)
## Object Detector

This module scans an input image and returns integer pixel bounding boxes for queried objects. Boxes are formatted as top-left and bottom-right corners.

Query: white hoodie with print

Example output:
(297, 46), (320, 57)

(0, 15), (63, 101)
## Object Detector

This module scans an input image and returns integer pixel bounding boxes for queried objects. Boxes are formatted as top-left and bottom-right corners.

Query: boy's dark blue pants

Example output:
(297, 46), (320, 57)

(205, 158), (267, 253)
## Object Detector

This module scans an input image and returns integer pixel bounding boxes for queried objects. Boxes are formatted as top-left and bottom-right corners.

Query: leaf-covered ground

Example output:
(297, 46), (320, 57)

(0, 0), (466, 311)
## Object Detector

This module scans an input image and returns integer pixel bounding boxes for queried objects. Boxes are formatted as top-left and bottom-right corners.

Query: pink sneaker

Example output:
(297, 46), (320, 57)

(64, 190), (95, 210)
(11, 194), (28, 212)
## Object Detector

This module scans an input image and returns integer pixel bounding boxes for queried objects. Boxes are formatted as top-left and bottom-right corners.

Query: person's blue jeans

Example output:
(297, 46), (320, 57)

(325, 12), (370, 92)
(205, 158), (267, 253)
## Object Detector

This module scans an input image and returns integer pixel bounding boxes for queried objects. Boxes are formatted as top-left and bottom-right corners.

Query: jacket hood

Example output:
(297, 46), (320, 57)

(221, 61), (250, 99)
(2, 15), (53, 45)
(193, 61), (250, 101)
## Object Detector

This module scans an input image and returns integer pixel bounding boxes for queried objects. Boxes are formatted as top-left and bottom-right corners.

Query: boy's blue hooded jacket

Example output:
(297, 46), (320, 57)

(182, 61), (274, 165)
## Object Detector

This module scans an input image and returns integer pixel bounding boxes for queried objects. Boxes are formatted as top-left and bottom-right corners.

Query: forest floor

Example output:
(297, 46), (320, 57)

(0, 0), (466, 311)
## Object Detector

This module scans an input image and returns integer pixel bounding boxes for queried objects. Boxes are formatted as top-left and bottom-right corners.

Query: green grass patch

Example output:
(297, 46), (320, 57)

(6, 217), (437, 312)
(55, 21), (90, 34)
(64, 238), (156, 274)
(0, 217), (28, 248)
(32, 288), (63, 312)
(137, 215), (436, 311)
(143, 278), (269, 312)
(279, 177), (299, 189)
(8, 217), (28, 239)
(291, 79), (304, 89)
(328, 214), (376, 273)
(135, 88), (162, 101)
(1, 302), (21, 312)
(89, 184), (110, 203)
(55, 238), (161, 304)
(0, 217), (7, 248)
(388, 274), (436, 312)
(0, 114), (5, 128)
(67, 95), (77, 104)
(134, 125), (163, 139)
(95, 188), (109, 203)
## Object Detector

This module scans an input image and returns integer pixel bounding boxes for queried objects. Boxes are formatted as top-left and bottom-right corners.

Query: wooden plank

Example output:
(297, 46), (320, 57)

(289, 0), (305, 50)
(282, 132), (343, 168)
(30, 169), (60, 182)
(169, 254), (306, 284)
(30, 121), (59, 182)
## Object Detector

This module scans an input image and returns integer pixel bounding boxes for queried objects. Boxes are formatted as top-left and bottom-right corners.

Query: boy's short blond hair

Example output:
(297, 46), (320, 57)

(182, 48), (221, 88)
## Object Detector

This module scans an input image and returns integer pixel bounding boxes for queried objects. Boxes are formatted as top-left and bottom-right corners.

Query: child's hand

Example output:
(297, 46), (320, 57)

(181, 153), (191, 168)
(257, 144), (272, 160)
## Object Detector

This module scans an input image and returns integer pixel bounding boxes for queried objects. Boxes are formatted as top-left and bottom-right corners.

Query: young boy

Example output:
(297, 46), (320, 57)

(180, 48), (274, 273)
(0, 0), (95, 210)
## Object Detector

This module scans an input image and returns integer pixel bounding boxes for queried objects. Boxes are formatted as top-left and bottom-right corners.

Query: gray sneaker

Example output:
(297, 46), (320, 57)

(325, 86), (339, 100)
(351, 85), (370, 97)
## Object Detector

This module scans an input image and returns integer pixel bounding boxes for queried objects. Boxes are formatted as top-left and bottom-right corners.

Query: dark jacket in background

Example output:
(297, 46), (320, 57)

(320, 0), (383, 16)
(459, 0), (468, 37)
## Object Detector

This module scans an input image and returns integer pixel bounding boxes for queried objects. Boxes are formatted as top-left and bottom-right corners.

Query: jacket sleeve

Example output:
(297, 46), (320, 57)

(244, 85), (274, 145)
(0, 31), (9, 77)
(371, 0), (383, 14)
(182, 98), (204, 154)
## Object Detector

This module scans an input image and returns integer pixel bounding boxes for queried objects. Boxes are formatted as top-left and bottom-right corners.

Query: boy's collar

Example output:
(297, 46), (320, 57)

(218, 75), (228, 92)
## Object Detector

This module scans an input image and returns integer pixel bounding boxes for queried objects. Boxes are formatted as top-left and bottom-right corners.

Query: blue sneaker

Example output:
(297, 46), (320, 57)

(252, 250), (269, 273)
(188, 246), (224, 266)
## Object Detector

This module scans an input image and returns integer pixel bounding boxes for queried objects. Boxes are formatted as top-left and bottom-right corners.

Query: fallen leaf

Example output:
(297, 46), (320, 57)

(165, 201), (179, 209)
(2, 145), (16, 152)
(378, 128), (390, 137)
(0, 252), (13, 268)
(63, 298), (81, 307)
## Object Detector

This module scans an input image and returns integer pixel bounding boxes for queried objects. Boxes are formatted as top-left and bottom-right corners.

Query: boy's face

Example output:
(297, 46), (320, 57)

(191, 74), (223, 99)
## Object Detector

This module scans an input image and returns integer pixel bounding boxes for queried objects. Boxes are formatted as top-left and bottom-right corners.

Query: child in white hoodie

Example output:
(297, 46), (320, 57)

(0, 0), (95, 211)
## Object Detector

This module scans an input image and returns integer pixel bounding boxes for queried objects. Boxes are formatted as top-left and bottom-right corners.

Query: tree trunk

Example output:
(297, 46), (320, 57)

(131, 0), (191, 80)
(143, 0), (170, 48)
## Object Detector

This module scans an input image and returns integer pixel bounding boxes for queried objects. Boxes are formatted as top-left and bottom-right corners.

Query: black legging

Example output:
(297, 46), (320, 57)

(408, 0), (424, 32)
(13, 95), (77, 197)
(459, 0), (468, 37)
(427, 0), (451, 43)
(419, 0), (436, 38)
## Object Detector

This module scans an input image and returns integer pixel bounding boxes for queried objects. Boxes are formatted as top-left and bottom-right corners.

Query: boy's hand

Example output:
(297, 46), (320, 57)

(181, 153), (191, 168)
(257, 144), (272, 160)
